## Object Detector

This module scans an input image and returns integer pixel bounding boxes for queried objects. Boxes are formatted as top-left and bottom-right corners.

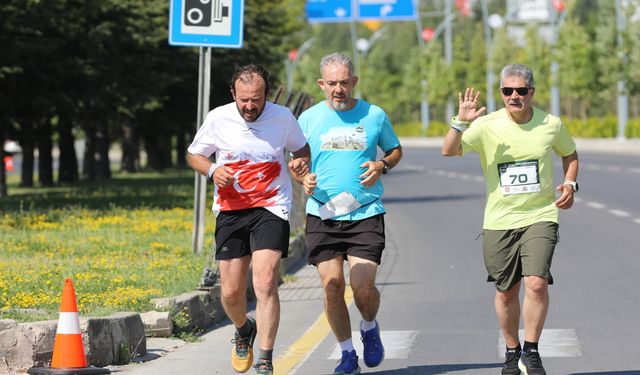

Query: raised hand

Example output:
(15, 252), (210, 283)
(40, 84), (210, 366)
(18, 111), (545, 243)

(457, 87), (487, 123)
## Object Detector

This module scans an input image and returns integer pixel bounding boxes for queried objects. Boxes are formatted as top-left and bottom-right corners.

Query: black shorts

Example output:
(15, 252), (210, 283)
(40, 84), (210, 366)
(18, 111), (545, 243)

(215, 208), (290, 260)
(305, 214), (385, 266)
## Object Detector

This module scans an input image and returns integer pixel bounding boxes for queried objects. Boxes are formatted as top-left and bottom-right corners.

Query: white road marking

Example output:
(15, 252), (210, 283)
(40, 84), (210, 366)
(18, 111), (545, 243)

(609, 209), (631, 217)
(498, 329), (582, 358)
(329, 331), (418, 360)
(586, 201), (606, 209)
(634, 218), (640, 225)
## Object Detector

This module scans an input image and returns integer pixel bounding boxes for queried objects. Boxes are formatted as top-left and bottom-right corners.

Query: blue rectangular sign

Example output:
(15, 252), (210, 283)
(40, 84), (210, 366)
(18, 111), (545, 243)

(358, 0), (416, 21)
(169, 0), (244, 48)
(306, 0), (352, 23)
(306, 0), (416, 22)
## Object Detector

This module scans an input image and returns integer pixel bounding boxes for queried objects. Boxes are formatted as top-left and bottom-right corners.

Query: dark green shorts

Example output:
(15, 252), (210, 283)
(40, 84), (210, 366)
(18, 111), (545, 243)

(482, 221), (559, 292)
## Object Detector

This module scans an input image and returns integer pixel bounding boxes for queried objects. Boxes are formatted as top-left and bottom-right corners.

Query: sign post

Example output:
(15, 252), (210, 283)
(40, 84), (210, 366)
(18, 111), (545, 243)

(169, 0), (245, 254)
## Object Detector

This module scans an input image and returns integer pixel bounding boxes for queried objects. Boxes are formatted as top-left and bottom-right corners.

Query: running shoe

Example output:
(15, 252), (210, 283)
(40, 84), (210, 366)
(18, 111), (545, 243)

(253, 358), (273, 375)
(231, 317), (257, 373)
(518, 350), (546, 375)
(334, 350), (361, 375)
(502, 349), (521, 374)
(361, 320), (385, 367)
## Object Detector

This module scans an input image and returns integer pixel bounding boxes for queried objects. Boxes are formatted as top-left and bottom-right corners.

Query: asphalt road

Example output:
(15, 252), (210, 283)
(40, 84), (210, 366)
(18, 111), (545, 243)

(108, 144), (640, 375)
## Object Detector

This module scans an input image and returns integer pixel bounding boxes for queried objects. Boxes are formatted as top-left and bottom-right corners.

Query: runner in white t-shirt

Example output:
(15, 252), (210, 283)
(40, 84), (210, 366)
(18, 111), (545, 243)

(187, 64), (310, 375)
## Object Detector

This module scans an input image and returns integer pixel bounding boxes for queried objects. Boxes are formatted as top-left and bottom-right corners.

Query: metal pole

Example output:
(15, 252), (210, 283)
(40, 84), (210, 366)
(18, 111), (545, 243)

(481, 0), (496, 113)
(350, 20), (361, 98)
(550, 7), (565, 117)
(444, 0), (454, 121)
(192, 47), (211, 255)
(616, 0), (628, 140)
(414, 0), (430, 133)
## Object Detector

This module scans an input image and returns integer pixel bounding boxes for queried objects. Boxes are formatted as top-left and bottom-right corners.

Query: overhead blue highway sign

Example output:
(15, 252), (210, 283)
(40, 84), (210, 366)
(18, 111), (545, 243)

(306, 0), (352, 23)
(169, 0), (244, 48)
(306, 0), (416, 23)
(358, 0), (416, 21)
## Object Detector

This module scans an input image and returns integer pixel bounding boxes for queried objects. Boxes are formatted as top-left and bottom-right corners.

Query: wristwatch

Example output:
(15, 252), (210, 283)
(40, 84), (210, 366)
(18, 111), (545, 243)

(380, 159), (390, 175)
(564, 180), (579, 192)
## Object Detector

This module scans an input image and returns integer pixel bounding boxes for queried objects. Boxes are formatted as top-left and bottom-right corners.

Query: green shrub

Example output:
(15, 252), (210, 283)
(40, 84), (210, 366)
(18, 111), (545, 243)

(394, 120), (448, 137)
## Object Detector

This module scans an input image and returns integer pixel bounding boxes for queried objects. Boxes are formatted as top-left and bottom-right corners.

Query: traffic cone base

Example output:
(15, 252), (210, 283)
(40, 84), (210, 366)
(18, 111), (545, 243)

(27, 366), (111, 375)
(28, 279), (111, 375)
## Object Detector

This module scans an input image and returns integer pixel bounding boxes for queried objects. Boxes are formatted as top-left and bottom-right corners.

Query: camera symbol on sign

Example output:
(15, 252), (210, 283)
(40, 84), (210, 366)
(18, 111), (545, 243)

(184, 0), (229, 27)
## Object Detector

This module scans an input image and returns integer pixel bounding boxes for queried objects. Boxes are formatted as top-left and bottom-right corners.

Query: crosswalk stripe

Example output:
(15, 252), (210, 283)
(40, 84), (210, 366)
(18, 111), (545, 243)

(328, 331), (419, 360)
(498, 329), (582, 358)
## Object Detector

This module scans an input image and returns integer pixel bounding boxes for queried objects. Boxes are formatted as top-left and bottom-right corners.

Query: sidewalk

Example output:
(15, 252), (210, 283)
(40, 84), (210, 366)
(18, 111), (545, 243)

(399, 137), (640, 156)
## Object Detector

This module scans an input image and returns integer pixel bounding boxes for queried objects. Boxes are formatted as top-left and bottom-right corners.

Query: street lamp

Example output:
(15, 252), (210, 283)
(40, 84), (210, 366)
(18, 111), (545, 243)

(550, 0), (567, 116)
(355, 27), (386, 98)
(481, 0), (498, 113)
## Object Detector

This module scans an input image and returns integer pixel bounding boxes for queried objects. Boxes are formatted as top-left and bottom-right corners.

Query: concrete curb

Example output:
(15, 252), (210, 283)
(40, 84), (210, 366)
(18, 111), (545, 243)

(0, 235), (307, 374)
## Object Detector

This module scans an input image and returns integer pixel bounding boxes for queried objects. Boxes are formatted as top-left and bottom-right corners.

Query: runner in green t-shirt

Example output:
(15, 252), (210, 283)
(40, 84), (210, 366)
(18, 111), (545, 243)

(443, 64), (579, 375)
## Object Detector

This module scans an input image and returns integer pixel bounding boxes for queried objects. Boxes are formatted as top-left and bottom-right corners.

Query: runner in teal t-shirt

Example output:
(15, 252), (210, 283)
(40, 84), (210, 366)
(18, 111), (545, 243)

(297, 52), (402, 375)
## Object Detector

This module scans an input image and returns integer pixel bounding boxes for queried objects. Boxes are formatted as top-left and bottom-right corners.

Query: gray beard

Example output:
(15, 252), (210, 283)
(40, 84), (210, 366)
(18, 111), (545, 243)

(330, 99), (350, 112)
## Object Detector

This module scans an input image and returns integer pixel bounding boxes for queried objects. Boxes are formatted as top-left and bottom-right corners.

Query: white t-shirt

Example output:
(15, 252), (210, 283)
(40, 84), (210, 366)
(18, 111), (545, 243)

(187, 102), (307, 220)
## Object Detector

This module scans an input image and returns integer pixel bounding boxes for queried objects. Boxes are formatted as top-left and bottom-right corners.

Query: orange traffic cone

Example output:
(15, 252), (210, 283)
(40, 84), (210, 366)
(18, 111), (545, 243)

(28, 279), (110, 374)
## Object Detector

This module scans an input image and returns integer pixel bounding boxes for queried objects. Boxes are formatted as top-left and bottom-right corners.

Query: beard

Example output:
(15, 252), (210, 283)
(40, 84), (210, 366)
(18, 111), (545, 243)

(236, 103), (264, 122)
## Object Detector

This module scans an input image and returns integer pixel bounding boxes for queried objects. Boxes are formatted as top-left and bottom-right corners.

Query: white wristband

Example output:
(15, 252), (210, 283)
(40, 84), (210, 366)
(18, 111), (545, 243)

(451, 116), (470, 133)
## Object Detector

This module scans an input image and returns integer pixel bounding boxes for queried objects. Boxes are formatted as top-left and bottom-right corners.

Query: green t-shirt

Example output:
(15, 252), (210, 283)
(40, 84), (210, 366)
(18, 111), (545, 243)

(461, 107), (576, 230)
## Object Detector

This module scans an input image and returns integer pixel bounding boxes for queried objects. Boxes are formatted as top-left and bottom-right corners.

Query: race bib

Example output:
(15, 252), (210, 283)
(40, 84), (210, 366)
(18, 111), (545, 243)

(497, 160), (541, 195)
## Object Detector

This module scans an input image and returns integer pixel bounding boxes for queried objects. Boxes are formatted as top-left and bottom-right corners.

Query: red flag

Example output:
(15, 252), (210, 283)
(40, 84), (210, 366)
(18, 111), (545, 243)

(217, 159), (281, 210)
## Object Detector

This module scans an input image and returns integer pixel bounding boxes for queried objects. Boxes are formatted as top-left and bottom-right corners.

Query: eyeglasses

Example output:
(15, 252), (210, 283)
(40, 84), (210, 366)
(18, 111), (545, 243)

(501, 87), (531, 96)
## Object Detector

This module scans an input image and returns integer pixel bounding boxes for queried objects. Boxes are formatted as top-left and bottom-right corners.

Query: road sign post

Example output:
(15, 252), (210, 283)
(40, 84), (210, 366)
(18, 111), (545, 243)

(168, 0), (245, 254)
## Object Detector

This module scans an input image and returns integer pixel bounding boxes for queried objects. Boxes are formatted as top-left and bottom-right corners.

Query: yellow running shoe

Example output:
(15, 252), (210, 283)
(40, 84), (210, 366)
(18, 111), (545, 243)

(231, 317), (257, 373)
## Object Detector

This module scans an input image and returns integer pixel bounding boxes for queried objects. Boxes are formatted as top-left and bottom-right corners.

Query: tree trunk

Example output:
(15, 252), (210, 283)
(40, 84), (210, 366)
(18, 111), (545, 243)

(96, 125), (111, 179)
(175, 129), (187, 168)
(121, 124), (139, 173)
(20, 136), (34, 187)
(58, 119), (78, 183)
(144, 134), (172, 171)
(37, 120), (54, 187)
(83, 126), (97, 181)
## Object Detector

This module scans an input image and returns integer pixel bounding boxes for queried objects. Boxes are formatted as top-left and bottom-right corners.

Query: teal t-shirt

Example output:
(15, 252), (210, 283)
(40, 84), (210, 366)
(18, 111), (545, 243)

(298, 99), (400, 220)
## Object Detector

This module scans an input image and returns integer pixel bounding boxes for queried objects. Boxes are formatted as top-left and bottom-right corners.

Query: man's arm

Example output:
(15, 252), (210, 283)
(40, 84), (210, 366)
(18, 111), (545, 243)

(359, 145), (403, 187)
(186, 152), (213, 178)
(555, 150), (579, 209)
(288, 143), (311, 184)
(186, 152), (234, 188)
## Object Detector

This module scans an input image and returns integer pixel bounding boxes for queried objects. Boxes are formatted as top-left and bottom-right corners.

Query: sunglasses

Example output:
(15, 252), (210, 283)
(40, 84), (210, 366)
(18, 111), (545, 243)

(501, 87), (531, 96)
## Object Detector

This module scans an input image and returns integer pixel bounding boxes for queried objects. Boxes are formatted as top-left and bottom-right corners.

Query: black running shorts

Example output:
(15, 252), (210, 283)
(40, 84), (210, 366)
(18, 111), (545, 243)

(215, 208), (290, 260)
(305, 214), (385, 266)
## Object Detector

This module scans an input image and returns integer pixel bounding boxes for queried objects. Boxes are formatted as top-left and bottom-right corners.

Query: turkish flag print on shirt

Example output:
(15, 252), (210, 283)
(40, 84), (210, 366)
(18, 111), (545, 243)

(217, 159), (281, 211)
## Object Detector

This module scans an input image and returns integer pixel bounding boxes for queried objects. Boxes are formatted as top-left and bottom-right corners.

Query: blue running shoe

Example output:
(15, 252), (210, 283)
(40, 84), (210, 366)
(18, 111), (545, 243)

(334, 350), (361, 375)
(361, 321), (385, 367)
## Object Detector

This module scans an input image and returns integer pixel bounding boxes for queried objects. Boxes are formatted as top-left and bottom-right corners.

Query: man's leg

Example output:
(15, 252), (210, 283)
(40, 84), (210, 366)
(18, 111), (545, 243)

(347, 256), (379, 321)
(251, 249), (283, 351)
(317, 256), (351, 342)
(522, 275), (549, 343)
(219, 256), (252, 327)
(495, 282), (521, 349)
(220, 255), (256, 373)
(349, 255), (384, 368)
